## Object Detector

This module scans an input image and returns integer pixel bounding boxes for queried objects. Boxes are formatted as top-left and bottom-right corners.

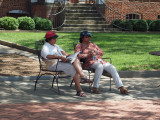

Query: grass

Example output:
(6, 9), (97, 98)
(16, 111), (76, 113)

(0, 31), (160, 71)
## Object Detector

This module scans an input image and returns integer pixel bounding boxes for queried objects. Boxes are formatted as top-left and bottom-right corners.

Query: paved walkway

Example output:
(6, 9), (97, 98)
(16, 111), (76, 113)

(0, 44), (160, 120)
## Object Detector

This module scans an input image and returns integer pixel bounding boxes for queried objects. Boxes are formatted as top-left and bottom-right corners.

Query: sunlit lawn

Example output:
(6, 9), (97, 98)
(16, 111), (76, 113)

(0, 31), (160, 71)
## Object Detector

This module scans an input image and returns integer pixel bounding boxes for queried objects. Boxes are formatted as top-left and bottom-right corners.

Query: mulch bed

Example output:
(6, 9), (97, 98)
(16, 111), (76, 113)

(0, 53), (39, 76)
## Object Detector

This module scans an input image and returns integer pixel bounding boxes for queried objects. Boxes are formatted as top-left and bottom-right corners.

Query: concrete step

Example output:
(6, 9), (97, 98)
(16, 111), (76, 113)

(66, 3), (94, 7)
(66, 10), (97, 13)
(66, 17), (105, 21)
(59, 27), (120, 32)
(61, 3), (118, 33)
(60, 27), (105, 32)
(63, 24), (109, 28)
(65, 20), (107, 24)
(66, 6), (96, 10)
(66, 13), (101, 17)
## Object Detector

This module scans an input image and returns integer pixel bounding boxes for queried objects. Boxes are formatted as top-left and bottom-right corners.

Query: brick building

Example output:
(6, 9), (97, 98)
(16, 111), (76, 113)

(0, 0), (160, 21)
(105, 0), (160, 22)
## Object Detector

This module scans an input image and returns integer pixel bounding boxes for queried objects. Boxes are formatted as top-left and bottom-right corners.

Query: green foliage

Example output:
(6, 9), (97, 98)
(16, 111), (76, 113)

(130, 20), (139, 25)
(111, 19), (123, 28)
(33, 17), (42, 24)
(146, 19), (152, 26)
(0, 17), (19, 30)
(18, 16), (35, 30)
(33, 16), (42, 28)
(133, 20), (148, 32)
(35, 18), (52, 30)
(112, 19), (151, 31)
(149, 20), (160, 31)
(129, 20), (138, 31)
(119, 20), (133, 31)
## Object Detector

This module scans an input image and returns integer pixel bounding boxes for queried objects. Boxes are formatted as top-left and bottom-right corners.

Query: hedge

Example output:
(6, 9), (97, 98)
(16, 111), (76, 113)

(133, 20), (148, 32)
(35, 18), (52, 30)
(149, 20), (160, 31)
(18, 16), (35, 30)
(0, 17), (19, 30)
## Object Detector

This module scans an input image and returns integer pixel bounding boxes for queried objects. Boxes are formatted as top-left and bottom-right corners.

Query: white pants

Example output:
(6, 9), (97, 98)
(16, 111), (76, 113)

(49, 62), (76, 78)
(91, 62), (123, 88)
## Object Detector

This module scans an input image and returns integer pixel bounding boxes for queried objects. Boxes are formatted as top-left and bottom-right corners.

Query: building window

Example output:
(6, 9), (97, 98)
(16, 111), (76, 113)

(158, 15), (160, 19)
(126, 14), (141, 20)
(8, 10), (29, 18)
(31, 0), (38, 2)
(45, 0), (55, 3)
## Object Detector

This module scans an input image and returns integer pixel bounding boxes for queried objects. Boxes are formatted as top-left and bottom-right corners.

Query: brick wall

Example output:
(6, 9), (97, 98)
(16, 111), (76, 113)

(0, 0), (60, 19)
(31, 4), (47, 18)
(31, 3), (60, 19)
(105, 0), (160, 22)
(0, 0), (29, 18)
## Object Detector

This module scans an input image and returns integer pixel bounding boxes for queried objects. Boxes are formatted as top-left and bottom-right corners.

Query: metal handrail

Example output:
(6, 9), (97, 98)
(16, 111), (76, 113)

(48, 0), (66, 29)
(94, 0), (131, 31)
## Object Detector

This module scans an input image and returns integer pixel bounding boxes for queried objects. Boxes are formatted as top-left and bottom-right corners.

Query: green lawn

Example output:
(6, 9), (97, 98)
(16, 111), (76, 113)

(0, 32), (160, 71)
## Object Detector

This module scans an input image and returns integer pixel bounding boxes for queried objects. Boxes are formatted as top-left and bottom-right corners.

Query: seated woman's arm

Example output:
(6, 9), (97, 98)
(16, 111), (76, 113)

(75, 44), (91, 59)
(46, 55), (62, 59)
(41, 45), (67, 62)
(61, 51), (72, 57)
(92, 43), (103, 56)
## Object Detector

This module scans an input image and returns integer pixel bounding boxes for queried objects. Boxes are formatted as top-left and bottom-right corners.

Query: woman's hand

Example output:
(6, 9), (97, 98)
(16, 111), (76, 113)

(60, 56), (67, 62)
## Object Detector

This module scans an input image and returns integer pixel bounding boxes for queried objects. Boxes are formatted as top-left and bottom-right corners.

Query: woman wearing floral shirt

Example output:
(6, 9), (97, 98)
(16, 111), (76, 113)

(75, 31), (129, 94)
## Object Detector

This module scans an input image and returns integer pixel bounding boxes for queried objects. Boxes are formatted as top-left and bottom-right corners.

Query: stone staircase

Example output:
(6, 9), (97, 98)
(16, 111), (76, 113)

(59, 3), (119, 32)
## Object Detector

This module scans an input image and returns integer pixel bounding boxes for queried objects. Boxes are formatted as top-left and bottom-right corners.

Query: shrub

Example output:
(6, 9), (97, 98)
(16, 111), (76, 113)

(111, 19), (123, 28)
(146, 20), (152, 26)
(0, 17), (19, 30)
(133, 20), (148, 32)
(128, 20), (138, 31)
(149, 20), (160, 31)
(119, 20), (133, 31)
(33, 17), (42, 28)
(18, 16), (35, 30)
(35, 18), (52, 30)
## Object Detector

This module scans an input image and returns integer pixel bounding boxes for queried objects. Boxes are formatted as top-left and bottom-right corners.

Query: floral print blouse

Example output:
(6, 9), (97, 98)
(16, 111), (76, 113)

(75, 43), (108, 68)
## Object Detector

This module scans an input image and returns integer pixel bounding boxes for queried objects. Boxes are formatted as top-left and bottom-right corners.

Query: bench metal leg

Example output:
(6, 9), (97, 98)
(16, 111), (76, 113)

(109, 77), (111, 91)
(51, 74), (60, 95)
(70, 79), (74, 87)
(34, 72), (43, 91)
(88, 70), (93, 92)
(56, 75), (60, 95)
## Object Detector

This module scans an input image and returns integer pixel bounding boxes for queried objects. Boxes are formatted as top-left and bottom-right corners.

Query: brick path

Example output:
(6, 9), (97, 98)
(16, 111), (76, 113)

(0, 100), (160, 120)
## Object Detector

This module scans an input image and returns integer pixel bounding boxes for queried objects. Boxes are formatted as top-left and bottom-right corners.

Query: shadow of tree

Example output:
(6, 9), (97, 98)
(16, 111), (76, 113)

(0, 100), (159, 119)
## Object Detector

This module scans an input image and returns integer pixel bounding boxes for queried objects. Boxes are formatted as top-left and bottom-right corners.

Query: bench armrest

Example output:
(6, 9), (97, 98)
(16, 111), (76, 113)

(102, 57), (112, 64)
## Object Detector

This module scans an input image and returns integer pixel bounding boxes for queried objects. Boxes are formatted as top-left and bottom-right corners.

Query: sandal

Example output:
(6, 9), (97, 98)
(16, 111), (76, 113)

(76, 90), (86, 97)
(80, 78), (93, 84)
(119, 86), (129, 95)
(92, 87), (101, 94)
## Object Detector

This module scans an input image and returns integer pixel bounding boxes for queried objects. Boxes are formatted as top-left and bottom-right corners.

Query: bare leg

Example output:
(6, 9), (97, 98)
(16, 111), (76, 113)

(73, 58), (85, 78)
(73, 72), (86, 97)
(73, 72), (82, 91)
(73, 59), (92, 84)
